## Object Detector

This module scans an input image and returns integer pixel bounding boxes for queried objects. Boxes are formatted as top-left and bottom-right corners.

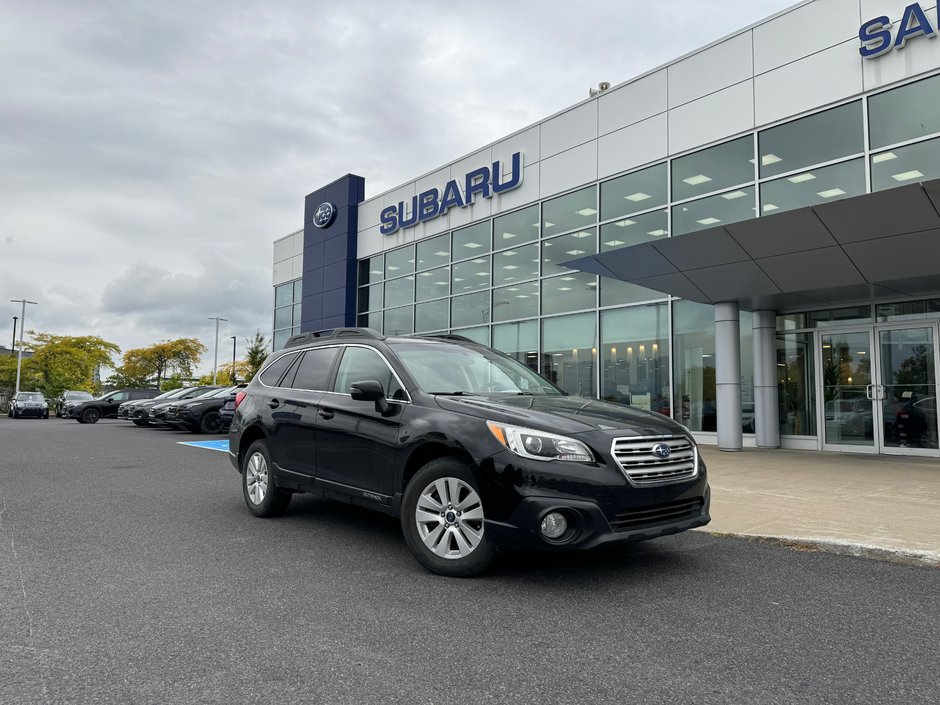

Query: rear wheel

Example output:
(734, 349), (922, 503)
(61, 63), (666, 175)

(401, 458), (494, 577)
(199, 411), (224, 434)
(133, 419), (149, 427)
(241, 440), (291, 517)
(80, 408), (101, 424)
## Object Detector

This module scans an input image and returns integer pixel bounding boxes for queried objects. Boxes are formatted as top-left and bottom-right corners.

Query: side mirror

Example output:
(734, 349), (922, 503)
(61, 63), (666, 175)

(349, 380), (392, 416)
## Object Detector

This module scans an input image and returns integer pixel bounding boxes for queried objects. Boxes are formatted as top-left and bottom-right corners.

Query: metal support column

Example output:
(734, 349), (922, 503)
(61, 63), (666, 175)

(715, 302), (742, 451)
(753, 310), (780, 448)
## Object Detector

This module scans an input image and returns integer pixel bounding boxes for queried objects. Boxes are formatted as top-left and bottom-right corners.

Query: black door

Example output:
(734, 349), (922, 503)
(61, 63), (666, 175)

(315, 346), (408, 497)
(101, 391), (130, 417)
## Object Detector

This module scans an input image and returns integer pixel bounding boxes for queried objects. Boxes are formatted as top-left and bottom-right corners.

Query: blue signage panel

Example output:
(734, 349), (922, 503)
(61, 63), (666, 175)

(380, 152), (524, 236)
(859, 3), (937, 58)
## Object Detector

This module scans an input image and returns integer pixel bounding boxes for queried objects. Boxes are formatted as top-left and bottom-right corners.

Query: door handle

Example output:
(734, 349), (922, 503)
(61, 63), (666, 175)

(318, 409), (334, 420)
(865, 385), (873, 400)
(268, 399), (280, 409)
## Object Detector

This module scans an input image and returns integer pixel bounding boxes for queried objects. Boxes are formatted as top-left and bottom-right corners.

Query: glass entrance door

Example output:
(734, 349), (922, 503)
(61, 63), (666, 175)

(821, 331), (875, 450)
(877, 325), (939, 455)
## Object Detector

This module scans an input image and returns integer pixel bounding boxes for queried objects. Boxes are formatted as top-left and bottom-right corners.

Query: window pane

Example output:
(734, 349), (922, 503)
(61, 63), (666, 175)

(492, 282), (539, 322)
(494, 204), (539, 248)
(673, 300), (716, 432)
(493, 243), (539, 286)
(759, 101), (863, 178)
(871, 137), (940, 192)
(600, 303), (670, 416)
(493, 320), (539, 370)
(451, 291), (489, 329)
(415, 265), (450, 302)
(739, 310), (754, 434)
(358, 311), (383, 330)
(453, 325), (490, 346)
(359, 255), (384, 285)
(415, 233), (451, 271)
(334, 347), (404, 400)
(384, 276), (414, 308)
(672, 187), (755, 236)
(275, 283), (293, 308)
(293, 279), (303, 301)
(291, 347), (340, 392)
(542, 228), (597, 277)
(383, 305), (413, 335)
(541, 313), (597, 397)
(806, 305), (871, 328)
(293, 303), (302, 326)
(272, 329), (290, 352)
(451, 256), (490, 293)
(672, 136), (754, 201)
(777, 332), (816, 436)
(869, 74), (940, 149)
(453, 221), (491, 256)
(600, 210), (668, 252)
(358, 283), (383, 313)
(274, 306), (292, 329)
(542, 272), (596, 315)
(415, 299), (449, 333)
(760, 158), (865, 215)
(385, 246), (415, 277)
(542, 186), (597, 237)
(600, 279), (666, 307)
(600, 163), (667, 221)
(260, 351), (298, 384)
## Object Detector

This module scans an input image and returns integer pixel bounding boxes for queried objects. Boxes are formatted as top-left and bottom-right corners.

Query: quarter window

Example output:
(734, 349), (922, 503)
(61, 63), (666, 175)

(260, 352), (299, 387)
(288, 347), (340, 391)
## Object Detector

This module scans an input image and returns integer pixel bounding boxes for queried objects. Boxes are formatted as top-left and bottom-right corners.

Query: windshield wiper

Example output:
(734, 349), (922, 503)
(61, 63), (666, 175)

(428, 391), (478, 396)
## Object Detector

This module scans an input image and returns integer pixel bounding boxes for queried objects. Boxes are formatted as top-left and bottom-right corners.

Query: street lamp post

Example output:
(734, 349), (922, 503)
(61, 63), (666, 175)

(10, 299), (38, 395)
(208, 317), (228, 385)
(230, 336), (237, 384)
(10, 316), (17, 355)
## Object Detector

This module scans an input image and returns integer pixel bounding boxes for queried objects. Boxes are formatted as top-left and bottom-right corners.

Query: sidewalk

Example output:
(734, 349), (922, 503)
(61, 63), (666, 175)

(697, 446), (940, 566)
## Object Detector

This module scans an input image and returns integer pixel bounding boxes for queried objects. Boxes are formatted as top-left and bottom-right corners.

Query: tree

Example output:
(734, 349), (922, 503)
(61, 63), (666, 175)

(116, 338), (207, 389)
(196, 361), (250, 387)
(21, 333), (119, 399)
(243, 330), (269, 382)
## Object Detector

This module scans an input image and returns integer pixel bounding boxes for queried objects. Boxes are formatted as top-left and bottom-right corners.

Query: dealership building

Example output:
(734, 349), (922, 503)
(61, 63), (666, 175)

(272, 0), (940, 457)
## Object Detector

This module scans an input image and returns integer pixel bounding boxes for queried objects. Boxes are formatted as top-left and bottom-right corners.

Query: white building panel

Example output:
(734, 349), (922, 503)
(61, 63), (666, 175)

(450, 147), (493, 184)
(755, 39), (863, 126)
(539, 101), (598, 159)
(862, 7), (940, 90)
(273, 236), (293, 263)
(539, 142), (598, 199)
(668, 31), (754, 108)
(447, 193), (492, 230)
(291, 255), (303, 280)
(382, 183), (417, 211)
(597, 70), (667, 136)
(753, 0), (860, 74)
(291, 231), (304, 257)
(357, 225), (385, 259)
(272, 259), (293, 286)
(597, 114), (668, 179)
(668, 81), (755, 155)
(860, 0), (937, 24)
(356, 197), (385, 236)
(493, 126), (540, 169)
(492, 164), (539, 215)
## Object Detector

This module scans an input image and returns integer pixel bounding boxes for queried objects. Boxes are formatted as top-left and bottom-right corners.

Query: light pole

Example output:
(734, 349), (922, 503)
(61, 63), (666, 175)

(10, 316), (17, 355)
(230, 336), (237, 384)
(10, 299), (38, 395)
(208, 317), (228, 385)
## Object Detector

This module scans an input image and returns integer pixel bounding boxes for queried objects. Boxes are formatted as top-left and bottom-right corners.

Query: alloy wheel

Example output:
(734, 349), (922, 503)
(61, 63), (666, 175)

(415, 477), (485, 560)
(245, 452), (268, 505)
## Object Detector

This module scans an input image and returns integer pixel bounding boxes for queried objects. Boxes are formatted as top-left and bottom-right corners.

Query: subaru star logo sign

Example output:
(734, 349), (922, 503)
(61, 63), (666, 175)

(651, 443), (672, 460)
(313, 202), (336, 229)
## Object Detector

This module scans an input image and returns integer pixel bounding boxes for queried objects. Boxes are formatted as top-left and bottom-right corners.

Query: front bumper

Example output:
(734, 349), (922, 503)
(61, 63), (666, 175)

(12, 406), (47, 417)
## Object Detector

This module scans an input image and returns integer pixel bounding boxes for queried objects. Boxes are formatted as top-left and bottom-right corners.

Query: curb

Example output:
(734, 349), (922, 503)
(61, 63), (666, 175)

(703, 530), (940, 568)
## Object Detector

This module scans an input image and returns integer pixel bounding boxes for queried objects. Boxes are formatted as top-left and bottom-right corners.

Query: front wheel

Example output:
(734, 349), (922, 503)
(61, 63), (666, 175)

(400, 458), (494, 578)
(241, 440), (291, 517)
(81, 408), (101, 424)
(199, 411), (224, 434)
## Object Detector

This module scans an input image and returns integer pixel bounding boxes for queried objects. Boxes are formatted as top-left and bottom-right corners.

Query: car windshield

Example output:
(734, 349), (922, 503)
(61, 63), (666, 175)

(16, 392), (44, 401)
(389, 341), (562, 396)
(154, 388), (188, 400)
(67, 392), (94, 401)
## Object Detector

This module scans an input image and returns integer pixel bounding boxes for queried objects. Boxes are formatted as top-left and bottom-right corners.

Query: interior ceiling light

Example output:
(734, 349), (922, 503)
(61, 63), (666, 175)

(542, 221), (555, 228)
(502, 232), (516, 239)
(614, 219), (636, 227)
(817, 188), (846, 198)
(721, 190), (749, 200)
(576, 208), (598, 216)
(761, 153), (782, 166)
(557, 287), (573, 291)
(418, 271), (432, 277)
(625, 192), (651, 202)
(503, 265), (519, 270)
(502, 250), (517, 256)
(462, 242), (482, 248)
(787, 173), (816, 183)
(565, 249), (586, 255)
(683, 174), (712, 186)
(872, 152), (897, 164)
(433, 250), (449, 257)
(561, 276), (576, 281)
(892, 170), (924, 182)
(647, 229), (667, 236)
(762, 203), (779, 212)
(387, 265), (400, 271)
(571, 231), (593, 238)
(696, 217), (721, 225)
(604, 239), (625, 247)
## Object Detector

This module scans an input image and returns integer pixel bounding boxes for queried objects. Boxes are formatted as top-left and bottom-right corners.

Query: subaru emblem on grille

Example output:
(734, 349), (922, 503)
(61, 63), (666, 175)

(651, 443), (671, 459)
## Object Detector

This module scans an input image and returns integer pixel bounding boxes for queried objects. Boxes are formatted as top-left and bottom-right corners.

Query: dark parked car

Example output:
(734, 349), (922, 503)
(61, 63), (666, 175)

(56, 390), (94, 417)
(120, 386), (213, 426)
(149, 387), (221, 426)
(895, 395), (938, 448)
(219, 389), (241, 428)
(72, 388), (161, 424)
(165, 385), (246, 433)
(228, 328), (710, 577)
(9, 391), (49, 419)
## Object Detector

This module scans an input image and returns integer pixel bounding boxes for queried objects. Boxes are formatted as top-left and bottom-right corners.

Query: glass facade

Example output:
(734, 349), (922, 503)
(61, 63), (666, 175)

(351, 70), (940, 439)
(273, 279), (302, 351)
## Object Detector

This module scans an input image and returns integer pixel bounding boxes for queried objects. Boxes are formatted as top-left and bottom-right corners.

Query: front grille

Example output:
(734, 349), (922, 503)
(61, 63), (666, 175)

(611, 435), (698, 485)
(610, 497), (705, 532)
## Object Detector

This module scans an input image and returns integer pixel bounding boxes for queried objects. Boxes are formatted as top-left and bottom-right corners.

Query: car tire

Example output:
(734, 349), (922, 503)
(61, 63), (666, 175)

(241, 440), (291, 517)
(133, 419), (149, 427)
(199, 411), (224, 434)
(400, 457), (494, 578)
(43, 413), (49, 419)
(81, 408), (101, 424)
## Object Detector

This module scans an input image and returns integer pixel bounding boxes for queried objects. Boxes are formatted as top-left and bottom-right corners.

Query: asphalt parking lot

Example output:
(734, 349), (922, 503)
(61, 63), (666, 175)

(1, 417), (938, 705)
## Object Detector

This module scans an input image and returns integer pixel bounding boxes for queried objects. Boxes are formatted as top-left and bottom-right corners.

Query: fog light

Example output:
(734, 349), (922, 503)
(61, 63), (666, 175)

(540, 512), (568, 539)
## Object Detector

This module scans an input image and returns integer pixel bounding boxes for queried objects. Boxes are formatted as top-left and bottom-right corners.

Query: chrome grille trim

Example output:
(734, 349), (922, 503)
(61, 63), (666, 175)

(610, 435), (698, 485)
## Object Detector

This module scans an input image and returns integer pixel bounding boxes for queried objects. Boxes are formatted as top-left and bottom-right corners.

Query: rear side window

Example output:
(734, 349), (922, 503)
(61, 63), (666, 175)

(259, 352), (299, 387)
(333, 347), (405, 400)
(286, 347), (339, 391)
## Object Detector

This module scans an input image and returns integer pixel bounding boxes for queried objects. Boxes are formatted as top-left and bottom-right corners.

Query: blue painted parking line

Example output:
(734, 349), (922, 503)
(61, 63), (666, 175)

(178, 439), (230, 453)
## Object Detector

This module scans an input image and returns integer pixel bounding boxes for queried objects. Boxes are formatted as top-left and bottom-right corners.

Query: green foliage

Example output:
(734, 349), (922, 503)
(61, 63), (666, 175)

(161, 374), (185, 392)
(116, 338), (207, 389)
(14, 333), (119, 400)
(243, 330), (269, 382)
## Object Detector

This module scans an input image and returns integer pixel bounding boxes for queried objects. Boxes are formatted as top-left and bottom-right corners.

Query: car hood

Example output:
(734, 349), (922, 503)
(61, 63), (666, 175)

(432, 394), (684, 437)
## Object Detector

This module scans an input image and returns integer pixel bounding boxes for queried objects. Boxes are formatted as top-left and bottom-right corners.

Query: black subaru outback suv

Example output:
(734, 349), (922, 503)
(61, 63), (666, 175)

(228, 328), (710, 577)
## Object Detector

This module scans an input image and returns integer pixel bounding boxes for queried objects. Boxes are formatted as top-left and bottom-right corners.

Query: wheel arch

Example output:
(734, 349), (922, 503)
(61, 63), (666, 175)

(400, 441), (476, 496)
(237, 424), (269, 472)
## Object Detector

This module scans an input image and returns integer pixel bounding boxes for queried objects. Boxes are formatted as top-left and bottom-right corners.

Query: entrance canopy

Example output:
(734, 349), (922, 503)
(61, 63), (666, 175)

(564, 179), (940, 311)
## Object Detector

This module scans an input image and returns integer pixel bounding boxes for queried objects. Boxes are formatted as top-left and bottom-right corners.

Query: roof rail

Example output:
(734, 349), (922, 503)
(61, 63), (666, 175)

(285, 327), (384, 348)
(414, 333), (478, 344)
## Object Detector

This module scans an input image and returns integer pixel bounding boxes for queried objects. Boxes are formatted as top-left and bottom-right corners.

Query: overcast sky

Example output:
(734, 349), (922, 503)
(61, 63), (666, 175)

(0, 0), (797, 374)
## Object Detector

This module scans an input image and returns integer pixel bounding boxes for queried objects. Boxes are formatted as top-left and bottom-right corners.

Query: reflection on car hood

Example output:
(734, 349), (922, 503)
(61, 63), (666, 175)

(433, 394), (684, 436)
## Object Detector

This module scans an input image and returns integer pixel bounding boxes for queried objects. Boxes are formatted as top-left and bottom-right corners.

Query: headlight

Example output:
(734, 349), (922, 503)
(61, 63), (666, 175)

(41, 403), (48, 408)
(486, 421), (594, 463)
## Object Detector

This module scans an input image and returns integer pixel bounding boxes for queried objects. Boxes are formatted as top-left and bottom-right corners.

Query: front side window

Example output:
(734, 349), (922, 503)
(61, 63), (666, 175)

(333, 347), (405, 400)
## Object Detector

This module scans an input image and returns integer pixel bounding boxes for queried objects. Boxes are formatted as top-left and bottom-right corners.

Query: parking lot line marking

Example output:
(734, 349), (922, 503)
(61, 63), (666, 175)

(178, 440), (230, 452)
